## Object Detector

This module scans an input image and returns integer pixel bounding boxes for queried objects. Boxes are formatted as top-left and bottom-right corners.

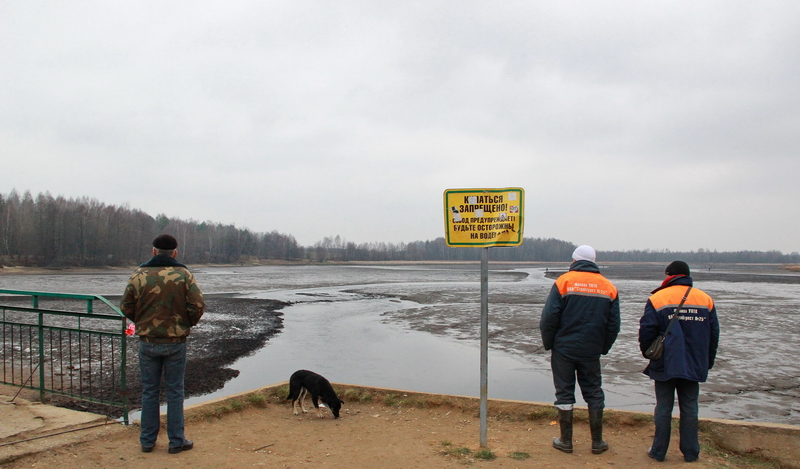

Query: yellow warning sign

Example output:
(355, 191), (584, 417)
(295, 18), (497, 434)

(443, 187), (524, 247)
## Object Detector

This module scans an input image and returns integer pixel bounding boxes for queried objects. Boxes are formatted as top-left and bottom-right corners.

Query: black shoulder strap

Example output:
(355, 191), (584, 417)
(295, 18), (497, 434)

(663, 286), (692, 335)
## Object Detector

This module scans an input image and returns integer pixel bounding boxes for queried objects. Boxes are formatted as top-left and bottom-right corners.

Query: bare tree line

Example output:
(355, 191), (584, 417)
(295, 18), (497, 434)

(1, 190), (798, 267)
(0, 190), (300, 266)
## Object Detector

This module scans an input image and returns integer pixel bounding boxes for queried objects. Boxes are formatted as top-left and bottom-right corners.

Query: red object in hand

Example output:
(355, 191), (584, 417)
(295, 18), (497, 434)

(125, 323), (136, 336)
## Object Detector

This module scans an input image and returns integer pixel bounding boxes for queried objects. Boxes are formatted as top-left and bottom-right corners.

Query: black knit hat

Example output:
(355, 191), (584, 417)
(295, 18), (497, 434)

(665, 260), (690, 276)
(153, 234), (178, 250)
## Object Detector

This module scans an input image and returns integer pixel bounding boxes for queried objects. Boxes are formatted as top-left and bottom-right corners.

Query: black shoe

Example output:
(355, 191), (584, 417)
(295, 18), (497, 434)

(647, 447), (664, 462)
(553, 437), (573, 453)
(592, 440), (609, 454)
(141, 445), (154, 453)
(553, 408), (573, 453)
(592, 440), (608, 454)
(168, 440), (194, 454)
(589, 409), (608, 454)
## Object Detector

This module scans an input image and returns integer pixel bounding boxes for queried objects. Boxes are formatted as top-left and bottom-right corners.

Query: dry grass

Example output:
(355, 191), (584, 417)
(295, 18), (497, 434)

(187, 383), (654, 428)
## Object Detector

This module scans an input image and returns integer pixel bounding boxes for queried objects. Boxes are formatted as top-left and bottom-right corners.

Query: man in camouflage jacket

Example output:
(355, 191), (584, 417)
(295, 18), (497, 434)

(121, 234), (204, 454)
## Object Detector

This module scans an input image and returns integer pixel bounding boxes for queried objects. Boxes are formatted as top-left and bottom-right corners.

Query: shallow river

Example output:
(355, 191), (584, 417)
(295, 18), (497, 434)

(2, 263), (799, 425)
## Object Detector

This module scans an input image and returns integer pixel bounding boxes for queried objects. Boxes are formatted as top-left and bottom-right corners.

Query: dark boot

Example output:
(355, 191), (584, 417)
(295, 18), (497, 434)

(552, 408), (573, 453)
(589, 408), (609, 454)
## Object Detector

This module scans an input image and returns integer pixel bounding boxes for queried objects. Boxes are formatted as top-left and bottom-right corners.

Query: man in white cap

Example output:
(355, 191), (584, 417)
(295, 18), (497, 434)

(540, 245), (620, 455)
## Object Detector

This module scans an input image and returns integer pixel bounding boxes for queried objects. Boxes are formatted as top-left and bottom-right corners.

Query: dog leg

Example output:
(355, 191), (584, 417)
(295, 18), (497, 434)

(312, 396), (324, 418)
(299, 388), (309, 414)
(291, 389), (301, 415)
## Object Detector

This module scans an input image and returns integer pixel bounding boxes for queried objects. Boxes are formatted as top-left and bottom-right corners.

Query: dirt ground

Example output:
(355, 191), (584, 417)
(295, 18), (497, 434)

(1, 385), (785, 469)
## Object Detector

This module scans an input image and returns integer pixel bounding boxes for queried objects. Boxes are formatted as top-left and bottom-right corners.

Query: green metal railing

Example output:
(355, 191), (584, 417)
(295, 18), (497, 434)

(0, 289), (129, 424)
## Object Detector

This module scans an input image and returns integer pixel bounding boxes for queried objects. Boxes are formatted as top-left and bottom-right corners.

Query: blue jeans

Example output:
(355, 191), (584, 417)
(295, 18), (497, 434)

(550, 350), (605, 410)
(651, 378), (700, 462)
(139, 342), (188, 449)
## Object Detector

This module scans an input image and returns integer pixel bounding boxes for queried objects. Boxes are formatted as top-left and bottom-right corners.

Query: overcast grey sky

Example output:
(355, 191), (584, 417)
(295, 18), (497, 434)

(2, 1), (798, 253)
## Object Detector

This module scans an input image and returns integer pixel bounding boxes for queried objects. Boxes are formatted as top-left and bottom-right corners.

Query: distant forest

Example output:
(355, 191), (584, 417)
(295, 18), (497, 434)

(1, 190), (798, 267)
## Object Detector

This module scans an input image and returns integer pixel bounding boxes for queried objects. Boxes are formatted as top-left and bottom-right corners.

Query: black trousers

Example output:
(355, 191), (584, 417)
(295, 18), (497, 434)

(550, 350), (605, 410)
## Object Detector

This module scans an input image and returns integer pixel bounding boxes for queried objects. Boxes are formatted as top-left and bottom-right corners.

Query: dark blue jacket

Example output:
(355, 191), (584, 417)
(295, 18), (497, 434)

(639, 275), (720, 382)
(540, 260), (621, 359)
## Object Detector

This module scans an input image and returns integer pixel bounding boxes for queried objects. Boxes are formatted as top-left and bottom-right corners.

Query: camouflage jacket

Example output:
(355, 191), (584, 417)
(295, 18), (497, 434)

(120, 255), (205, 344)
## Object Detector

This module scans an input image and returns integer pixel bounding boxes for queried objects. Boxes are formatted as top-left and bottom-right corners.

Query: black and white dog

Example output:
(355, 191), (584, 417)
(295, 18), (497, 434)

(287, 370), (343, 419)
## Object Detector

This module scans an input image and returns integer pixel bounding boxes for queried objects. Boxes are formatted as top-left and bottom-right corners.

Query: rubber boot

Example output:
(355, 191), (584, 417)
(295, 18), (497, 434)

(552, 408), (573, 453)
(589, 408), (609, 454)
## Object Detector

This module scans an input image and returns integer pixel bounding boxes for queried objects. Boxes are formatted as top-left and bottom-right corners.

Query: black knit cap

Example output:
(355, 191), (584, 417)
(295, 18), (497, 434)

(153, 234), (178, 250)
(665, 260), (690, 276)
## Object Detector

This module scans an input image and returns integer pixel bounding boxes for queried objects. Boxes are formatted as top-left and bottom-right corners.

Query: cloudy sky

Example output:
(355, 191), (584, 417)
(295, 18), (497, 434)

(2, 1), (798, 253)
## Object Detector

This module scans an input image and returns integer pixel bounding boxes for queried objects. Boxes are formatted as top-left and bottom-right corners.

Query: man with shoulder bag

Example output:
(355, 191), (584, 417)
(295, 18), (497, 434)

(638, 261), (719, 463)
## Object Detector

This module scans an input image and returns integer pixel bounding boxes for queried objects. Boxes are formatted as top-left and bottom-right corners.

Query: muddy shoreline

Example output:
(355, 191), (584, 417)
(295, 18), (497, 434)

(113, 296), (287, 416)
(2, 263), (799, 424)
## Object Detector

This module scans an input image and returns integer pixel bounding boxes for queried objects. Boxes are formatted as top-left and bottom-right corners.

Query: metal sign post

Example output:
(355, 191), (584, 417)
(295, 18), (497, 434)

(443, 187), (525, 448)
(479, 246), (489, 447)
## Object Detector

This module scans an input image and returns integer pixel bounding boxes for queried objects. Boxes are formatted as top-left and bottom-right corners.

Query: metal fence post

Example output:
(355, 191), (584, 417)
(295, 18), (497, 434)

(38, 310), (45, 402)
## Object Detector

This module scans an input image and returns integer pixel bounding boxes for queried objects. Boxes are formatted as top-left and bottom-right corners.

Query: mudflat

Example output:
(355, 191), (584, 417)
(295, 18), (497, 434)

(2, 262), (800, 425)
